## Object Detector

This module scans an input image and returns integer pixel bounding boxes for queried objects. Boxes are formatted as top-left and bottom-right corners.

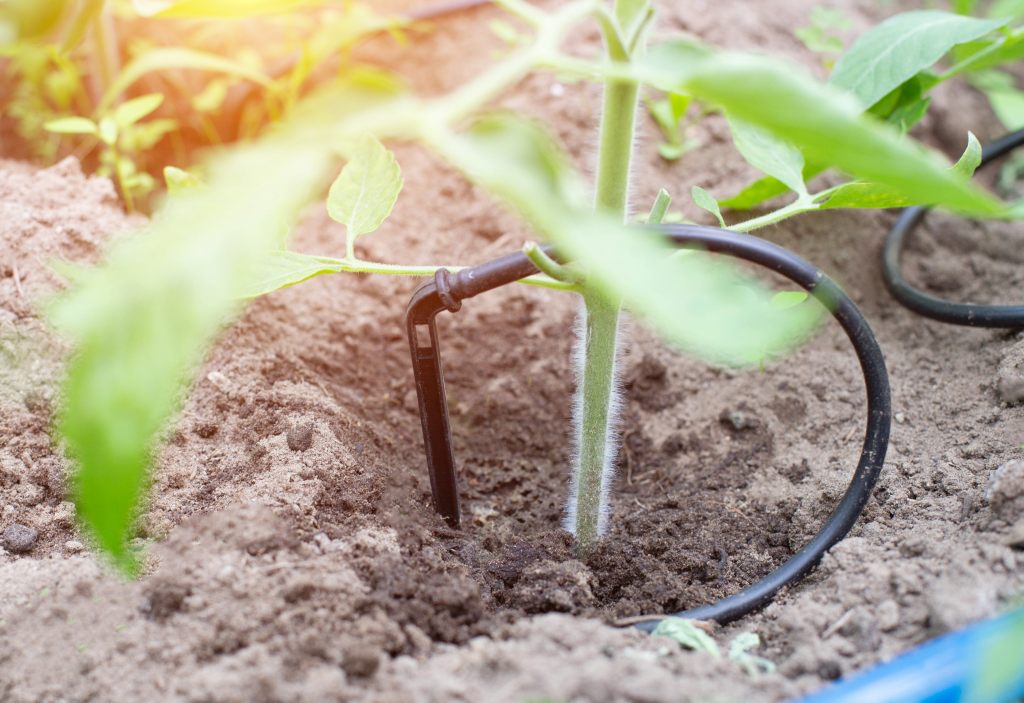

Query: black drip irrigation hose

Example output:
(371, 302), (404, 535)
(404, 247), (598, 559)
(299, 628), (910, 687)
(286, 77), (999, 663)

(406, 223), (892, 630)
(882, 128), (1024, 327)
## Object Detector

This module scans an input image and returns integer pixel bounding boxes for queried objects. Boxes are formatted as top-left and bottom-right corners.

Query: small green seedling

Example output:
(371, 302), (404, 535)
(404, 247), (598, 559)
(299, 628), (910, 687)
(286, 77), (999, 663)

(45, 93), (177, 209)
(645, 91), (699, 160)
(653, 617), (775, 675)
(795, 7), (850, 67)
(52, 0), (1019, 569)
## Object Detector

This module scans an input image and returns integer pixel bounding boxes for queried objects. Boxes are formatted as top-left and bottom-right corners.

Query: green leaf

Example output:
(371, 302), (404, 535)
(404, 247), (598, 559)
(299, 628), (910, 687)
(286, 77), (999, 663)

(829, 10), (1008, 109)
(718, 175), (791, 210)
(691, 185), (726, 226)
(819, 132), (983, 209)
(113, 93), (164, 129)
(433, 114), (825, 367)
(327, 134), (403, 249)
(728, 118), (807, 197)
(239, 251), (344, 299)
(99, 47), (271, 112)
(652, 618), (721, 656)
(43, 116), (97, 135)
(639, 42), (1006, 218)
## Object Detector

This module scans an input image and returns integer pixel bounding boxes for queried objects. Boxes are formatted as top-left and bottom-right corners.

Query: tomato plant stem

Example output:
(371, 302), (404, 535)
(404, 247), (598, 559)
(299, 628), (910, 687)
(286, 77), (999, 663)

(569, 5), (641, 555)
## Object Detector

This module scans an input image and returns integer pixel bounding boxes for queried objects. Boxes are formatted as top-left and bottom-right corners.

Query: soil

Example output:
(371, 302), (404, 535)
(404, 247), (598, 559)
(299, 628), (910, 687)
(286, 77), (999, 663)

(2, 1), (1024, 701)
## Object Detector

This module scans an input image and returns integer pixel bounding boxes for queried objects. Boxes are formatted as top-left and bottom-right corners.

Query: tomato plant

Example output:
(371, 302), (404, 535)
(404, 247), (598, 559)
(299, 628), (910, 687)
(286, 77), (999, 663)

(38, 0), (1020, 568)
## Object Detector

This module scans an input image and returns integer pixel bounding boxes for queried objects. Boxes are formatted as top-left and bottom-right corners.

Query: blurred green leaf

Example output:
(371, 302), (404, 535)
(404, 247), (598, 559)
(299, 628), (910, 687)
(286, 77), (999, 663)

(771, 291), (810, 309)
(819, 132), (983, 209)
(99, 47), (271, 112)
(989, 0), (1024, 18)
(113, 93), (164, 129)
(972, 70), (1024, 130)
(52, 135), (332, 571)
(43, 115), (97, 135)
(98, 116), (118, 146)
(163, 166), (201, 194)
(829, 10), (1007, 109)
(52, 81), (402, 571)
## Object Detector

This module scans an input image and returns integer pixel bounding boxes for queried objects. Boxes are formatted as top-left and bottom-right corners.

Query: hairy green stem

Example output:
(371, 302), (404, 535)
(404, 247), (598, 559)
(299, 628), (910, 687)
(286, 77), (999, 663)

(571, 291), (621, 551)
(569, 12), (640, 555)
(730, 196), (820, 232)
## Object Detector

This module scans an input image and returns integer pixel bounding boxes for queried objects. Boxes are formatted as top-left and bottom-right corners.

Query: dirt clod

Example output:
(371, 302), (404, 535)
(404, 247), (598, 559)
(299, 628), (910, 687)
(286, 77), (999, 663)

(1, 523), (38, 553)
(997, 338), (1024, 405)
(987, 460), (1024, 520)
(287, 422), (315, 452)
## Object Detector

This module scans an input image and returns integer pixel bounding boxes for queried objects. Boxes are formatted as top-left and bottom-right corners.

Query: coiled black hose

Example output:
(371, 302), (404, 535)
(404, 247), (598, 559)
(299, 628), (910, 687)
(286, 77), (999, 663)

(406, 223), (892, 629)
(882, 128), (1024, 327)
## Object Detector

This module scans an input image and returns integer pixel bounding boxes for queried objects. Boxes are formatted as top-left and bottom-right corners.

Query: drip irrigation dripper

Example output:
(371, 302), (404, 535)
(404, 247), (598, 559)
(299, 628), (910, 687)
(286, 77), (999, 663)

(883, 128), (1024, 328)
(405, 223), (892, 629)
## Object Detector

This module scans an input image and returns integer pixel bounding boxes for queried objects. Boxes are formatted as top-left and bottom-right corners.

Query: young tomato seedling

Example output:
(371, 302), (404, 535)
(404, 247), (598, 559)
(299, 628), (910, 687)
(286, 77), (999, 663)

(53, 0), (1012, 568)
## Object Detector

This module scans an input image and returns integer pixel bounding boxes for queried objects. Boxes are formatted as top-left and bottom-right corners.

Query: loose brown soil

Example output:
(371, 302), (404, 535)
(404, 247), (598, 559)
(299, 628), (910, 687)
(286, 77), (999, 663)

(2, 1), (1024, 701)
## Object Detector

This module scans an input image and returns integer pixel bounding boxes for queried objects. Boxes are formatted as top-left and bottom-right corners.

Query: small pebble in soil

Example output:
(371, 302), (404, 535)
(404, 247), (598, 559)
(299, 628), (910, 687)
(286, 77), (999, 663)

(987, 459), (1024, 520)
(287, 423), (314, 452)
(64, 540), (84, 553)
(2, 523), (38, 553)
(997, 338), (1024, 405)
(817, 660), (842, 681)
(720, 408), (759, 432)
